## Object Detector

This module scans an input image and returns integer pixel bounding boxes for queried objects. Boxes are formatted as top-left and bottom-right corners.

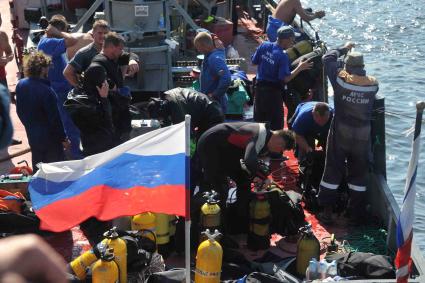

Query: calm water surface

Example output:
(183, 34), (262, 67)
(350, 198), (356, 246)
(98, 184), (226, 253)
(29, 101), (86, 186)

(303, 0), (425, 253)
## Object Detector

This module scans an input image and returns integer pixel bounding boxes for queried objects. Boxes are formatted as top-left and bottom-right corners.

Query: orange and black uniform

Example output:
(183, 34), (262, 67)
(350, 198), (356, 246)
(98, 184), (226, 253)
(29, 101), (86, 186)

(318, 47), (379, 217)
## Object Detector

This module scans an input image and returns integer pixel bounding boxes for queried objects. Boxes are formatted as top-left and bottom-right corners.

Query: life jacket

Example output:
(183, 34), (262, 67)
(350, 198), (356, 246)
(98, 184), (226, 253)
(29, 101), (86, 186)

(0, 189), (25, 214)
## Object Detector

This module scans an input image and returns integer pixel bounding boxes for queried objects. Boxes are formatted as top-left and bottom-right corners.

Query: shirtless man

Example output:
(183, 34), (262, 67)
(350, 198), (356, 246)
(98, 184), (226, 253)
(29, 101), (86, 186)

(266, 0), (325, 42)
(0, 13), (14, 88)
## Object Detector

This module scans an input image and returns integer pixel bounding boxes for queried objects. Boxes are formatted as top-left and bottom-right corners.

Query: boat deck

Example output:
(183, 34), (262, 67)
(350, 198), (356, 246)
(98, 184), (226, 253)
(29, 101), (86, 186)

(1, 1), (424, 281)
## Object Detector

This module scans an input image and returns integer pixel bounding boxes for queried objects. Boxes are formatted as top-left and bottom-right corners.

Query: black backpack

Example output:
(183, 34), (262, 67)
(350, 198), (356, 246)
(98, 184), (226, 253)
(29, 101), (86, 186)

(267, 189), (306, 236)
(325, 252), (395, 279)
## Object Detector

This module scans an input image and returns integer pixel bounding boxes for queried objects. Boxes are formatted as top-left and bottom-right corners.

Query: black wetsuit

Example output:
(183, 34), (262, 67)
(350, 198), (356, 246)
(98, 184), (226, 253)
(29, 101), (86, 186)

(197, 122), (272, 198)
(91, 53), (132, 143)
(162, 87), (225, 139)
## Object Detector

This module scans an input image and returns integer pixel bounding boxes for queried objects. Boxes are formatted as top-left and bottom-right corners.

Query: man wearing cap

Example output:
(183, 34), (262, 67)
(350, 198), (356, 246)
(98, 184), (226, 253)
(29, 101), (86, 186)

(266, 0), (325, 42)
(251, 25), (312, 131)
(37, 15), (83, 159)
(194, 32), (231, 113)
(317, 42), (379, 224)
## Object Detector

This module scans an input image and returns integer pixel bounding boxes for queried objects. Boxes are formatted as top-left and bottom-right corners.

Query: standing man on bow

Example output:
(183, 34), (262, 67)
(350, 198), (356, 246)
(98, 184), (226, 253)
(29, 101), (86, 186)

(317, 42), (379, 224)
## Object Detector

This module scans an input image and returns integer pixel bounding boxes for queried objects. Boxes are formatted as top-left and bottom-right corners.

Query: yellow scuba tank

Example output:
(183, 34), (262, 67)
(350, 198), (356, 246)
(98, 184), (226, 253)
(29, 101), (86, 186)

(69, 242), (107, 280)
(132, 212), (157, 243)
(195, 229), (223, 283)
(286, 40), (313, 62)
(296, 224), (320, 276)
(247, 192), (271, 250)
(200, 191), (221, 242)
(92, 248), (119, 283)
(102, 227), (127, 283)
(155, 213), (170, 252)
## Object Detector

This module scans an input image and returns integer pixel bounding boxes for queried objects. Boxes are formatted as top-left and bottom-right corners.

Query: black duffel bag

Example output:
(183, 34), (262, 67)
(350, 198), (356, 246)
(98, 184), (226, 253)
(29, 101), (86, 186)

(325, 251), (395, 279)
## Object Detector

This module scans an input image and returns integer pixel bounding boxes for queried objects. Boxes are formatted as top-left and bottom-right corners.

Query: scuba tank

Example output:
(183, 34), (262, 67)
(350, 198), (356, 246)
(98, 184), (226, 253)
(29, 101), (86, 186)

(296, 224), (320, 276)
(286, 40), (313, 62)
(199, 191), (221, 243)
(69, 242), (107, 280)
(247, 192), (271, 250)
(132, 212), (157, 244)
(155, 213), (170, 254)
(102, 227), (127, 283)
(195, 229), (223, 283)
(92, 248), (119, 283)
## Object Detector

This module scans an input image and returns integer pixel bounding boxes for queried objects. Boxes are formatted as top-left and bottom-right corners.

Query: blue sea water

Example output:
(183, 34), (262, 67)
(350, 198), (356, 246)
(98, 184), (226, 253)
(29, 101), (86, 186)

(304, 0), (425, 253)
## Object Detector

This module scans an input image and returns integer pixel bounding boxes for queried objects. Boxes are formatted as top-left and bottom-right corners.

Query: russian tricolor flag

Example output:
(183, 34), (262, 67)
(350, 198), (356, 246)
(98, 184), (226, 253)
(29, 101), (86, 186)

(395, 102), (424, 283)
(29, 122), (187, 232)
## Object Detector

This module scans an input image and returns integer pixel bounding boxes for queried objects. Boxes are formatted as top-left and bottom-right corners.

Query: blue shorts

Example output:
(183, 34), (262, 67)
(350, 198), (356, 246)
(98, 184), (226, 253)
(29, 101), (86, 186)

(266, 16), (288, 42)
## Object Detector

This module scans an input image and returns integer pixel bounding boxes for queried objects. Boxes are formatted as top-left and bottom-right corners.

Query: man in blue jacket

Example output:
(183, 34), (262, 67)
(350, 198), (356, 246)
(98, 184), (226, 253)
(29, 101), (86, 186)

(252, 26), (312, 131)
(289, 101), (333, 159)
(317, 42), (379, 224)
(37, 15), (82, 159)
(194, 31), (231, 113)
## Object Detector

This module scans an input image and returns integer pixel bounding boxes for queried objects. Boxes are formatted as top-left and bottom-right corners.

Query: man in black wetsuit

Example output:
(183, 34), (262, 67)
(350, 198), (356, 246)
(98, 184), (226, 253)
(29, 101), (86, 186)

(89, 32), (133, 144)
(197, 122), (295, 229)
(147, 87), (224, 139)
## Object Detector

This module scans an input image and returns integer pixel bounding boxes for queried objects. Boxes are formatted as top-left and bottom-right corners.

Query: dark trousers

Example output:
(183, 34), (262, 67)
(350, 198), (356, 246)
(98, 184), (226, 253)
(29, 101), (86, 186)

(318, 122), (370, 217)
(197, 134), (251, 233)
(31, 144), (65, 172)
(254, 82), (284, 130)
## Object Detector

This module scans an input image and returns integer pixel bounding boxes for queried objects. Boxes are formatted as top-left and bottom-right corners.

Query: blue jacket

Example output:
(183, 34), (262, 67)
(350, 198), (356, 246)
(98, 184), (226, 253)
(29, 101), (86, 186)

(16, 78), (66, 150)
(38, 37), (71, 94)
(251, 41), (291, 83)
(291, 101), (334, 139)
(200, 49), (231, 112)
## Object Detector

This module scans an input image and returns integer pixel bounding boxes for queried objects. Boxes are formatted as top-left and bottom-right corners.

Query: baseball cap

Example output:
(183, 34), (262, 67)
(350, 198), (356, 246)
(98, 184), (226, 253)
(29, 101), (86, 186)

(277, 26), (300, 40)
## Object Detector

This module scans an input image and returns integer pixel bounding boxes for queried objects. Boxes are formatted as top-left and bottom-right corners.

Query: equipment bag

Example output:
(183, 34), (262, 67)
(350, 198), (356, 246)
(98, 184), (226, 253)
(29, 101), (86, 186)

(267, 189), (306, 236)
(325, 252), (395, 279)
(232, 271), (298, 283)
(146, 268), (187, 283)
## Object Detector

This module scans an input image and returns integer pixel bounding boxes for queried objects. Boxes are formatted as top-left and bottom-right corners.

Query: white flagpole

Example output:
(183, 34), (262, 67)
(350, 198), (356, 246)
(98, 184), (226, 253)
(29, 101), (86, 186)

(185, 115), (191, 283)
